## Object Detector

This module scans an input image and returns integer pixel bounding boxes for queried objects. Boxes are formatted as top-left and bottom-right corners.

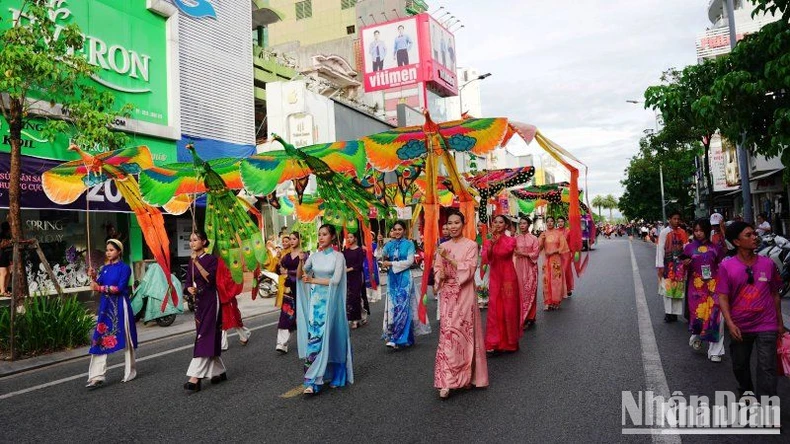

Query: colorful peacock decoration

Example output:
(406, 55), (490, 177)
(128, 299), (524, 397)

(139, 144), (266, 283)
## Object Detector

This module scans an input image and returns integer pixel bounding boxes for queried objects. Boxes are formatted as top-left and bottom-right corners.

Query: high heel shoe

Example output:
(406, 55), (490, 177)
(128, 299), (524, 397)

(183, 380), (201, 392)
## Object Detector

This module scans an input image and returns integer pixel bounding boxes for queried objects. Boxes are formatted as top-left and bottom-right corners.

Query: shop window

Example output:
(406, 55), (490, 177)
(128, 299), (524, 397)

(346, 25), (355, 35)
(296, 0), (312, 20)
(341, 0), (357, 10)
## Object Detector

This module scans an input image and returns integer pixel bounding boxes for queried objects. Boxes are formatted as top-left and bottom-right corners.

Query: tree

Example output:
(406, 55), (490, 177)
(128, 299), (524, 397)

(644, 61), (723, 212)
(619, 137), (697, 222)
(591, 195), (605, 220)
(697, 4), (790, 172)
(646, 0), (790, 189)
(0, 1), (109, 302)
(603, 194), (619, 221)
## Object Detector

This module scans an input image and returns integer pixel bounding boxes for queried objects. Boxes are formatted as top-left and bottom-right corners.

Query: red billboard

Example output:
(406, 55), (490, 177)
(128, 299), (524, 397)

(360, 13), (458, 97)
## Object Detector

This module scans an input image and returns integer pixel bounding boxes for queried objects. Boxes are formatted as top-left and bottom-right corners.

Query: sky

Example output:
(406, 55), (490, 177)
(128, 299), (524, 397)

(444, 0), (711, 201)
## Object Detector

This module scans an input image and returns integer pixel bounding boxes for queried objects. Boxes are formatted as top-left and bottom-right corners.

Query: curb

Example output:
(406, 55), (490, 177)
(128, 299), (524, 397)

(0, 305), (281, 379)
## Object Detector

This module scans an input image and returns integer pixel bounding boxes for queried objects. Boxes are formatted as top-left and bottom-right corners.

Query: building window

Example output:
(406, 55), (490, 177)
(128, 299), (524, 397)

(341, 0), (357, 10)
(346, 25), (355, 35)
(296, 0), (312, 20)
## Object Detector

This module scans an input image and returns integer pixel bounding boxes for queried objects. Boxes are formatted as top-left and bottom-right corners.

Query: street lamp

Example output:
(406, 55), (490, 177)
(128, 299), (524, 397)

(626, 99), (662, 130)
(459, 72), (491, 116)
(456, 73), (491, 169)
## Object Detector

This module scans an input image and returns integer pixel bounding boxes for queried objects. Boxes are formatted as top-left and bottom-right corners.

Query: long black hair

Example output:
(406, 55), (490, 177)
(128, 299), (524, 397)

(192, 230), (210, 248)
(693, 218), (712, 241)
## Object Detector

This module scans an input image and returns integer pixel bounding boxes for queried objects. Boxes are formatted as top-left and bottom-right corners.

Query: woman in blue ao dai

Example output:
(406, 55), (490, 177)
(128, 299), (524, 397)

(296, 224), (354, 395)
(381, 220), (430, 349)
(86, 239), (136, 388)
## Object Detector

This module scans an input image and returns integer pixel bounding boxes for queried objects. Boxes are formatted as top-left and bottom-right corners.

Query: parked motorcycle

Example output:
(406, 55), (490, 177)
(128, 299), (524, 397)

(758, 234), (790, 298)
(131, 263), (184, 327)
(255, 270), (279, 299)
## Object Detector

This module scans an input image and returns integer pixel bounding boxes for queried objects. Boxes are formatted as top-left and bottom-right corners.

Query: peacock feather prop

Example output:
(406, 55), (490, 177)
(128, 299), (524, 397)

(139, 144), (266, 283)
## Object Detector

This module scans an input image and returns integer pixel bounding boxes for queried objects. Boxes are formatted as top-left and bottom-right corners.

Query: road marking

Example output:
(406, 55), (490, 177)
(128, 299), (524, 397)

(0, 320), (279, 400)
(629, 241), (681, 444)
(280, 385), (305, 398)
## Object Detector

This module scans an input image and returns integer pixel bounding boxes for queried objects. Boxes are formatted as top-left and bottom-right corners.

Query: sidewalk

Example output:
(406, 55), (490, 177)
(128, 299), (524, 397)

(0, 272), (278, 377)
(0, 269), (421, 377)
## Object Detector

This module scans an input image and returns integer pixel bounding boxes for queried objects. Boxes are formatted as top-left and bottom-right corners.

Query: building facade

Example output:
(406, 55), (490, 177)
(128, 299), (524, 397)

(0, 0), (282, 293)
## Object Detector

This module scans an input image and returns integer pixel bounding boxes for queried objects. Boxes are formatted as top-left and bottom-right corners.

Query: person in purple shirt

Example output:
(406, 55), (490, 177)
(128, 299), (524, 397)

(716, 221), (785, 399)
(683, 218), (725, 362)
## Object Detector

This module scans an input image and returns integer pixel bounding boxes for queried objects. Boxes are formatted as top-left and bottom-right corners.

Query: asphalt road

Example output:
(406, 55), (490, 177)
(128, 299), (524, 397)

(2, 237), (789, 443)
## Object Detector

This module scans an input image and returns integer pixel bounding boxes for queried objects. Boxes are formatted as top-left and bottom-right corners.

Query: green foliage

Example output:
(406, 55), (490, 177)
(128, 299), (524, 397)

(0, 296), (94, 357)
(43, 86), (134, 151)
(619, 137), (697, 222)
(0, 0), (96, 122)
(645, 0), (790, 184)
(591, 195), (605, 219)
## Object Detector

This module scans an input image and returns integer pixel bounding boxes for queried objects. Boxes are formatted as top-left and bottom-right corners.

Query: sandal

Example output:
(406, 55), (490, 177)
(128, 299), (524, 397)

(85, 379), (103, 389)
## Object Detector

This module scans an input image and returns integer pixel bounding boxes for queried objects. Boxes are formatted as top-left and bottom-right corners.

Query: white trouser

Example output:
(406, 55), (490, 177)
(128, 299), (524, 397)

(276, 328), (291, 350)
(186, 356), (226, 379)
(88, 300), (136, 383)
(367, 287), (381, 303)
(690, 314), (726, 358)
(663, 297), (683, 315)
(221, 327), (251, 350)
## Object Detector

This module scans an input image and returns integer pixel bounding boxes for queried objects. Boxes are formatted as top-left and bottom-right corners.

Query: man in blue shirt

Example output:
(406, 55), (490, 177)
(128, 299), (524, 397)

(368, 30), (386, 72)
(393, 25), (413, 66)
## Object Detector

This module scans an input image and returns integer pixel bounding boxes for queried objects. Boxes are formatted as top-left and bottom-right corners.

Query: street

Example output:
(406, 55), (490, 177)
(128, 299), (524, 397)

(2, 237), (789, 443)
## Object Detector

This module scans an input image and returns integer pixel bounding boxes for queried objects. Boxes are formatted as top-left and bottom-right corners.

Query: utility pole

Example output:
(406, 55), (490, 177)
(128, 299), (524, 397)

(725, 0), (753, 222)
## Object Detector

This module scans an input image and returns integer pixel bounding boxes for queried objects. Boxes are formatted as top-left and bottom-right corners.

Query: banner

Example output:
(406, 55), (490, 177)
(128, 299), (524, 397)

(0, 152), (132, 212)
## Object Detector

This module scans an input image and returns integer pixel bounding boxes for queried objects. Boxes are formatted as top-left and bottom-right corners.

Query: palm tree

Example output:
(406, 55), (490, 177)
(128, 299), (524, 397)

(603, 194), (619, 221)
(591, 195), (605, 220)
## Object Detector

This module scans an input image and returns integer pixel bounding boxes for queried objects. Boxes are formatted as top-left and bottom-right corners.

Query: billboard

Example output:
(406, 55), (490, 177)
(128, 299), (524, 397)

(360, 13), (458, 97)
(360, 16), (423, 92)
(426, 15), (458, 95)
(709, 133), (740, 192)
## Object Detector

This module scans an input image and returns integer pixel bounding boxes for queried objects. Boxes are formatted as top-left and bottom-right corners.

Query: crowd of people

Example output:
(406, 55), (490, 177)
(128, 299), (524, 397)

(81, 210), (583, 399)
(655, 210), (785, 400)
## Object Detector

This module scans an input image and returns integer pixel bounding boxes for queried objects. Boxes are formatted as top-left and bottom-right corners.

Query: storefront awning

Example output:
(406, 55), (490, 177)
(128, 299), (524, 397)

(750, 168), (784, 182)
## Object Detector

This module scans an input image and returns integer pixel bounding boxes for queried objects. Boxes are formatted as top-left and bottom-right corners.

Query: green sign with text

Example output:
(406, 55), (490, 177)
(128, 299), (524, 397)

(1, 0), (173, 132)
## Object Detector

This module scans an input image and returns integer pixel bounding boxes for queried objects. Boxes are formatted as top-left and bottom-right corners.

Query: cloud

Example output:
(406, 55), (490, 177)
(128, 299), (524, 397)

(447, 0), (710, 201)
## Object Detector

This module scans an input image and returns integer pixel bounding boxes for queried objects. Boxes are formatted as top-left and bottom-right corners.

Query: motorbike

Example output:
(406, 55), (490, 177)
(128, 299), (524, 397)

(131, 263), (184, 327)
(758, 234), (790, 298)
(255, 269), (279, 298)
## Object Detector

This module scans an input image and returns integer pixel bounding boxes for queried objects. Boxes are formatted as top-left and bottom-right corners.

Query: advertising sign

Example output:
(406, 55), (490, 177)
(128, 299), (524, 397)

(709, 134), (740, 192)
(360, 16), (423, 92)
(426, 15), (458, 95)
(1, 0), (180, 140)
(361, 13), (458, 97)
(0, 152), (132, 212)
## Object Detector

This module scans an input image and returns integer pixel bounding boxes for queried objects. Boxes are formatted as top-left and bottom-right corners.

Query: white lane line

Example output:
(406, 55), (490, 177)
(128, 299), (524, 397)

(629, 241), (681, 444)
(0, 320), (279, 401)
